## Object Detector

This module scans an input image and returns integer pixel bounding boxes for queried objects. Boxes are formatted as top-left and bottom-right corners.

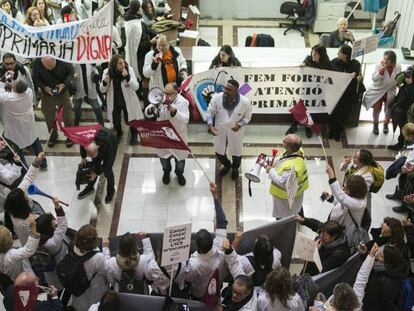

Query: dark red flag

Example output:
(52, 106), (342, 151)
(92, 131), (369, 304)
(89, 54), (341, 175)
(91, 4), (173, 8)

(55, 106), (101, 147)
(14, 285), (38, 311)
(289, 100), (321, 135)
(129, 119), (191, 151)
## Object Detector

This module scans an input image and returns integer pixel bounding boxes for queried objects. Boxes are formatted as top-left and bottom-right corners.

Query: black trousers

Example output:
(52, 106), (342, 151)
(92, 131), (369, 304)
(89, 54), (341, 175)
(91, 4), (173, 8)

(216, 152), (241, 169)
(112, 103), (137, 139)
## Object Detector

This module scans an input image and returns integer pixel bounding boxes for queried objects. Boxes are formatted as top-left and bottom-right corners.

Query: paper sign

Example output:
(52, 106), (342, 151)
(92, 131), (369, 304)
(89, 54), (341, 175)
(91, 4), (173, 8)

(352, 35), (379, 59)
(286, 166), (299, 209)
(161, 223), (192, 267)
(292, 231), (323, 272)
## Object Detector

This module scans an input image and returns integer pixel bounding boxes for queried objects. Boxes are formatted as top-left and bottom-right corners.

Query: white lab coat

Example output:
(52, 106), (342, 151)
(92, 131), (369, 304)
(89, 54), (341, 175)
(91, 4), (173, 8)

(73, 64), (99, 100)
(70, 246), (109, 311)
(363, 63), (402, 110)
(145, 259), (186, 295)
(0, 161), (22, 212)
(99, 66), (144, 126)
(156, 94), (189, 161)
(105, 237), (154, 291)
(185, 228), (228, 298)
(125, 18), (143, 80)
(62, 0), (91, 20)
(0, 86), (37, 148)
(329, 180), (367, 242)
(225, 248), (282, 278)
(207, 93), (252, 157)
(143, 46), (187, 90)
(0, 234), (40, 281)
(257, 292), (305, 311)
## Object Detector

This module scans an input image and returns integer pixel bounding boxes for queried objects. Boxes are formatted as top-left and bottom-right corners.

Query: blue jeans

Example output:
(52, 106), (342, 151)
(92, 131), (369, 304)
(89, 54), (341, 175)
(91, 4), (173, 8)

(160, 157), (185, 175)
(73, 97), (104, 126)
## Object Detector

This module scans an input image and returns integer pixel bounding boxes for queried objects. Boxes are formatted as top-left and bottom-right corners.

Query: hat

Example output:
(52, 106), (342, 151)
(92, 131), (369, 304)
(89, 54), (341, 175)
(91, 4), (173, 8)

(0, 226), (13, 253)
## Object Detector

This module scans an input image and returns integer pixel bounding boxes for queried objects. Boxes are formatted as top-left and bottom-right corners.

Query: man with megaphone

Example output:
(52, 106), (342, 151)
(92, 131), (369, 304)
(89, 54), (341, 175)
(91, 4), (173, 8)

(207, 79), (252, 180)
(152, 83), (189, 186)
(265, 134), (309, 219)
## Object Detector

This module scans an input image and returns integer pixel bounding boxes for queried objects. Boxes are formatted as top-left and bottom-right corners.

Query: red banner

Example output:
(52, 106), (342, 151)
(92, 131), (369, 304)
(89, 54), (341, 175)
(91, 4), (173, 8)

(55, 106), (101, 147)
(129, 120), (190, 151)
(289, 100), (321, 135)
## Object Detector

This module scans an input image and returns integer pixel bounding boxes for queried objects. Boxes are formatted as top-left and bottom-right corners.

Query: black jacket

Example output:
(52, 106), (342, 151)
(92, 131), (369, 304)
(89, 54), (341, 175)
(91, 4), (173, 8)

(362, 262), (409, 311)
(150, 46), (188, 87)
(302, 217), (351, 275)
(328, 29), (354, 48)
(80, 128), (118, 175)
(209, 55), (242, 69)
(32, 59), (74, 93)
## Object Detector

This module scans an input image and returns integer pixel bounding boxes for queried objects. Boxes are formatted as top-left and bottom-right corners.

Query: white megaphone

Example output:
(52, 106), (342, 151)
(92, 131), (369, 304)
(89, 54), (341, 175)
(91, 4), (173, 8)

(144, 87), (164, 119)
(245, 149), (278, 196)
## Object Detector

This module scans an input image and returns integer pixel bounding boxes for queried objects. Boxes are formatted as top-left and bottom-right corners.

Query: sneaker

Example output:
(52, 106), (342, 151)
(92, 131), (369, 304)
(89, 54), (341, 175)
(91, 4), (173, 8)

(219, 166), (230, 177)
(104, 190), (115, 204)
(383, 123), (389, 134)
(231, 169), (239, 180)
(176, 174), (186, 186)
(162, 172), (170, 185)
(66, 139), (74, 148)
(78, 186), (94, 199)
(392, 205), (408, 214)
(373, 124), (379, 135)
(305, 126), (312, 138)
(387, 143), (403, 151)
(285, 124), (298, 135)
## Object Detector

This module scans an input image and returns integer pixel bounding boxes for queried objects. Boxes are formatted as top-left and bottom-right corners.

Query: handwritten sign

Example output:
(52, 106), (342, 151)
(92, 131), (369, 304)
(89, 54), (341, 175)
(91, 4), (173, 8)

(292, 231), (323, 272)
(161, 223), (192, 267)
(0, 0), (113, 63)
(286, 166), (299, 209)
(352, 35), (379, 59)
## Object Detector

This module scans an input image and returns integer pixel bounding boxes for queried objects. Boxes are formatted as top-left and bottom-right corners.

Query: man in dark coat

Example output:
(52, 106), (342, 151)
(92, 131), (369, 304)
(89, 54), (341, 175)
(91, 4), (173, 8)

(78, 127), (118, 204)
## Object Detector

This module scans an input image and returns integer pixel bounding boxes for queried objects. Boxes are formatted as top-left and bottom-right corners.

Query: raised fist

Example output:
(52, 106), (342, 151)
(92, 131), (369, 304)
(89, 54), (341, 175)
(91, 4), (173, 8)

(201, 85), (216, 104)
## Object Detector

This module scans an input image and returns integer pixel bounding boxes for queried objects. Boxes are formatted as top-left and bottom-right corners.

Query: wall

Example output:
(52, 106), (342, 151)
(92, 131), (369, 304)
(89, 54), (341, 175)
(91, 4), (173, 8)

(385, 0), (414, 49)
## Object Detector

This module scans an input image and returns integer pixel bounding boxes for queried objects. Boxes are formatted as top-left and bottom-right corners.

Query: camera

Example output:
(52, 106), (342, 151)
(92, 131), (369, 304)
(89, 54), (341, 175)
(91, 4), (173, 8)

(320, 192), (329, 202)
(52, 88), (60, 96)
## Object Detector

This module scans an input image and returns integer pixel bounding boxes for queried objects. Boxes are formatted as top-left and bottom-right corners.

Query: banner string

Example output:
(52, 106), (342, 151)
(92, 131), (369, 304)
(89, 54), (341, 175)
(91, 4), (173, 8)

(0, 134), (29, 172)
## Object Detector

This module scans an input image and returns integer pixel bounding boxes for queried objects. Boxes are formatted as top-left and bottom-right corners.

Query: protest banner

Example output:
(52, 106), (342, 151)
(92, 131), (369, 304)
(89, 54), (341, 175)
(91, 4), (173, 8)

(0, 1), (113, 63)
(188, 66), (354, 120)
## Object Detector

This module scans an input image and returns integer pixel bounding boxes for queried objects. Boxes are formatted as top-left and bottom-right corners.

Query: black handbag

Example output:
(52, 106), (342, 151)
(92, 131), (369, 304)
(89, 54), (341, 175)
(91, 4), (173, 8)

(386, 156), (407, 179)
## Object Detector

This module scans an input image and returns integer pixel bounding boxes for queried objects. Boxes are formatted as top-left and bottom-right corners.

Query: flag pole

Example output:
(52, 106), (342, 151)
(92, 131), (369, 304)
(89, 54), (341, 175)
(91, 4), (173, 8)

(318, 134), (328, 161)
(190, 151), (212, 183)
(0, 134), (29, 172)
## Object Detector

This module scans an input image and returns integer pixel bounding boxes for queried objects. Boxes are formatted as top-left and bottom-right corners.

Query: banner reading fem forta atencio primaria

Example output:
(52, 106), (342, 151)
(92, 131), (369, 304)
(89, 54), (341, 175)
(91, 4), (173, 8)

(0, 0), (113, 63)
(189, 66), (354, 119)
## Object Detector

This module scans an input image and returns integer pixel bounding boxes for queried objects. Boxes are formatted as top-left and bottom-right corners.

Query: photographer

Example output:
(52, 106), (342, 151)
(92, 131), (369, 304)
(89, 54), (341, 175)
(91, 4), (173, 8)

(78, 127), (118, 204)
(32, 56), (74, 148)
(0, 53), (35, 101)
(0, 79), (47, 172)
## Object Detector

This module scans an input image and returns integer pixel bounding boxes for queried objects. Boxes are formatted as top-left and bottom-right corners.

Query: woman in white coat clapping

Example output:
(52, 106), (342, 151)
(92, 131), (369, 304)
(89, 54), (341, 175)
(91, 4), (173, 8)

(100, 54), (144, 145)
(363, 50), (401, 135)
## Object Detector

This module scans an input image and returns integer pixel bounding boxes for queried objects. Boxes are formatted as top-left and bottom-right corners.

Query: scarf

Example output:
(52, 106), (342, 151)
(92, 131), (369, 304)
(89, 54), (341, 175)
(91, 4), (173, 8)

(373, 260), (386, 272)
(222, 92), (240, 112)
(322, 234), (346, 250)
(223, 291), (254, 311)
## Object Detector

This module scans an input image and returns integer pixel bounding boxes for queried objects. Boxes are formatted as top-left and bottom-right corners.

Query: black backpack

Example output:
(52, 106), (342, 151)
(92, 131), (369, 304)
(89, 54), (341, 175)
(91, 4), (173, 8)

(160, 263), (187, 298)
(0, 272), (13, 296)
(56, 249), (98, 297)
(246, 256), (272, 287)
(118, 269), (147, 294)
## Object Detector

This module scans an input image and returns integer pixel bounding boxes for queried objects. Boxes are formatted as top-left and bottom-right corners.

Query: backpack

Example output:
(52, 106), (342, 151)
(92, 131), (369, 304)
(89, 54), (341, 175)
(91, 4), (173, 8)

(292, 273), (320, 308)
(160, 263), (187, 298)
(201, 269), (220, 307)
(367, 163), (385, 193)
(56, 249), (98, 297)
(399, 277), (414, 311)
(246, 256), (272, 287)
(118, 269), (147, 294)
(30, 247), (56, 273)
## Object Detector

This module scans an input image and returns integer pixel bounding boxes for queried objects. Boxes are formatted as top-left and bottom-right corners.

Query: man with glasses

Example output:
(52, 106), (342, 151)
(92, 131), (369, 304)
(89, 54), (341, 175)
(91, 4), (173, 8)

(154, 83), (189, 186)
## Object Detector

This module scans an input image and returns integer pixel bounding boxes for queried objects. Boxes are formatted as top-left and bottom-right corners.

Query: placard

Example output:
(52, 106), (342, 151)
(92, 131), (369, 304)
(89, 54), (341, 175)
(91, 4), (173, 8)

(292, 231), (323, 272)
(161, 223), (192, 267)
(286, 166), (299, 210)
(352, 35), (379, 59)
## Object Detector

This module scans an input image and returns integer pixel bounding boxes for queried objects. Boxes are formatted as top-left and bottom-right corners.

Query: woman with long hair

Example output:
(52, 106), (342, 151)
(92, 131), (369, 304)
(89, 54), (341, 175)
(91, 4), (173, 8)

(286, 44), (335, 138)
(99, 54), (143, 144)
(330, 45), (364, 141)
(24, 7), (48, 26)
(209, 45), (242, 69)
(32, 0), (54, 24)
(257, 267), (305, 310)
